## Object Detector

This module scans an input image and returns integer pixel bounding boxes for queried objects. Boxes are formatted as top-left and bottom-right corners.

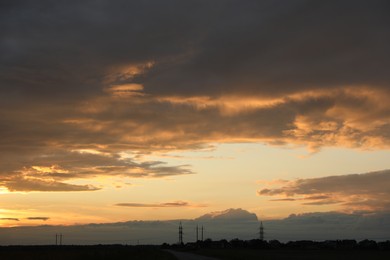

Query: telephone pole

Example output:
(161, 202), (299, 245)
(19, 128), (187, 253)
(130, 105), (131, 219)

(55, 233), (63, 245)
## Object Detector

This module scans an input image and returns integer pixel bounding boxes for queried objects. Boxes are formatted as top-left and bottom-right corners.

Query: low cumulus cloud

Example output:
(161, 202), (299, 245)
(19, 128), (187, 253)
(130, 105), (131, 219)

(1, 0), (390, 191)
(258, 169), (390, 212)
(115, 201), (206, 208)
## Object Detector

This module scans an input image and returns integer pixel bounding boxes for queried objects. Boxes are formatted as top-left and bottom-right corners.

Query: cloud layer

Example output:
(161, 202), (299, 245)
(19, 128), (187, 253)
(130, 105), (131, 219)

(258, 169), (390, 212)
(115, 201), (205, 208)
(1, 209), (389, 244)
(1, 0), (390, 191)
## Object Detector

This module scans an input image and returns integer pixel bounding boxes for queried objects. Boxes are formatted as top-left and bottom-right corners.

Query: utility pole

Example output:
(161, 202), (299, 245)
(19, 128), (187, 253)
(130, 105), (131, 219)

(201, 226), (204, 241)
(196, 225), (199, 242)
(179, 222), (183, 245)
(259, 221), (264, 241)
(55, 233), (63, 245)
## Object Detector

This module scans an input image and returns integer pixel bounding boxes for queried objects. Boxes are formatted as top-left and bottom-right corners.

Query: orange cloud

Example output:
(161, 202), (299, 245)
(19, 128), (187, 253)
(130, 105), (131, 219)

(2, 84), (389, 193)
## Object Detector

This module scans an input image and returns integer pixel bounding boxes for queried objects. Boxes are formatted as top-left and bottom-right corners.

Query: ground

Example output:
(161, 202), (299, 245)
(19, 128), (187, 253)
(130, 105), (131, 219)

(193, 248), (390, 260)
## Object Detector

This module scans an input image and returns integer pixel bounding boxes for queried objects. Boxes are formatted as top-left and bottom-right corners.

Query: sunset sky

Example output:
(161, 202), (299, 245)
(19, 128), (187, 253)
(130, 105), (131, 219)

(1, 0), (390, 229)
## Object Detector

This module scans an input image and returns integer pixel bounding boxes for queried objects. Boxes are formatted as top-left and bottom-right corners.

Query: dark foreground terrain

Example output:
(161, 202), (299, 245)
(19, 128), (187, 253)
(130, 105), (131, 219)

(194, 248), (390, 260)
(0, 245), (175, 260)
(167, 239), (390, 260)
(1, 242), (390, 260)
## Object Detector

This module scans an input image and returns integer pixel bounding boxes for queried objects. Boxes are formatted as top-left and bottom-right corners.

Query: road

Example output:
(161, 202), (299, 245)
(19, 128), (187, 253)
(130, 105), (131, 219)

(165, 250), (220, 260)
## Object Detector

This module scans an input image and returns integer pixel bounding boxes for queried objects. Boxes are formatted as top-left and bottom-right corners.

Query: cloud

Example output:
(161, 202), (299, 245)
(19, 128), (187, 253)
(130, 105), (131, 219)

(2, 209), (388, 244)
(115, 201), (206, 208)
(0, 149), (192, 192)
(26, 217), (50, 221)
(0, 218), (19, 221)
(2, 177), (100, 192)
(270, 198), (297, 202)
(264, 211), (390, 241)
(0, 209), (260, 245)
(1, 1), (390, 191)
(258, 169), (390, 212)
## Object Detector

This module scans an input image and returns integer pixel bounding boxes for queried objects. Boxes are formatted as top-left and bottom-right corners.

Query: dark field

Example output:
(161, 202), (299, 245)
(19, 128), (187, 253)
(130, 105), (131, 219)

(0, 245), (176, 260)
(1, 245), (390, 260)
(194, 248), (390, 260)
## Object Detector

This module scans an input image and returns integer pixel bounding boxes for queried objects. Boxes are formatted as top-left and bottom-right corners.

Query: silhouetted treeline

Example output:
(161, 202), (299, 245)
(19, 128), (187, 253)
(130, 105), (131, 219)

(163, 239), (390, 251)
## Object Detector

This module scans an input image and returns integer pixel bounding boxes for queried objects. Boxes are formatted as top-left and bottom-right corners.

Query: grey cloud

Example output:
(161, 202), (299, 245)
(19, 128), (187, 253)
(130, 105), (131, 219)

(1, 0), (389, 99)
(1, 209), (389, 244)
(258, 169), (390, 211)
(265, 211), (390, 241)
(2, 1), (389, 97)
(142, 0), (390, 97)
(0, 208), (259, 245)
(1, 1), (390, 191)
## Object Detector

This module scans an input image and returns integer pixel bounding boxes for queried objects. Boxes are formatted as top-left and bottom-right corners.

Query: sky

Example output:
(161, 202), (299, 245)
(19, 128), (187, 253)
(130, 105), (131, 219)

(1, 0), (390, 232)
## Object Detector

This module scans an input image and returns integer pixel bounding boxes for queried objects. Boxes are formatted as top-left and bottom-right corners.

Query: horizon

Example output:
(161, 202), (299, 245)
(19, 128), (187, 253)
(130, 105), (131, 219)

(1, 0), (390, 244)
(1, 208), (389, 245)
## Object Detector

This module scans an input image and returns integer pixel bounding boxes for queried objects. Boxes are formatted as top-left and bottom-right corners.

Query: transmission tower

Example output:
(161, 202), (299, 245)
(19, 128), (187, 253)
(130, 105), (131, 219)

(259, 221), (264, 240)
(179, 222), (183, 244)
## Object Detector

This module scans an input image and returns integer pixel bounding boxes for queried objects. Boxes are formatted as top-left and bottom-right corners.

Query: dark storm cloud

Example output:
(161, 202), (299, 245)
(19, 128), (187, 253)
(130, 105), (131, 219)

(1, 0), (389, 99)
(1, 1), (390, 191)
(258, 169), (390, 211)
(142, 0), (390, 97)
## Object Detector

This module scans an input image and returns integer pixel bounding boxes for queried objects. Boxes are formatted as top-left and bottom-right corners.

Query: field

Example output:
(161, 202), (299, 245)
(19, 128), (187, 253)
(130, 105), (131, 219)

(1, 245), (390, 260)
(194, 248), (390, 260)
(0, 245), (176, 260)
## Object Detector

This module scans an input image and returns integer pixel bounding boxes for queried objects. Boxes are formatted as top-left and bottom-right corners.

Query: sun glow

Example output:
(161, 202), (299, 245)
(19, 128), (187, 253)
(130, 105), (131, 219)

(0, 187), (9, 194)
